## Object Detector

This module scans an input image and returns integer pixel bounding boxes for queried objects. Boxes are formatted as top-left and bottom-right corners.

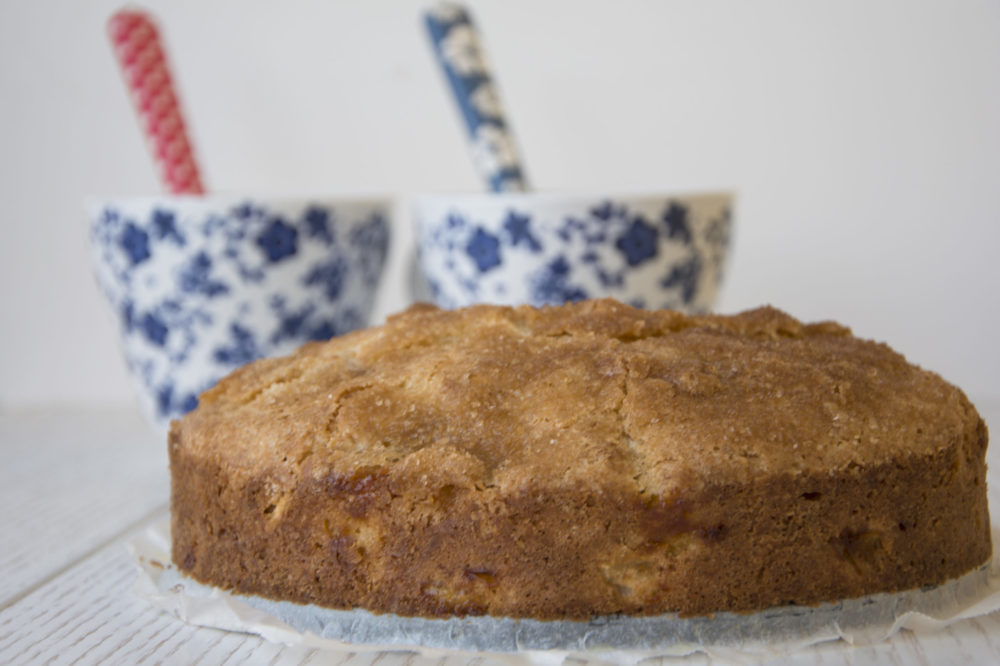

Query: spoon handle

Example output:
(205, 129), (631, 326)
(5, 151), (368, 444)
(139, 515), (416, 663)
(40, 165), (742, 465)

(108, 10), (205, 195)
(425, 3), (529, 193)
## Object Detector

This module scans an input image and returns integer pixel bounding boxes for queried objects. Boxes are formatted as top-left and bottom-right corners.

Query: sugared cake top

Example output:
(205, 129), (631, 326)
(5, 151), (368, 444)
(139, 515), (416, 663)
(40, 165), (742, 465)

(173, 299), (980, 497)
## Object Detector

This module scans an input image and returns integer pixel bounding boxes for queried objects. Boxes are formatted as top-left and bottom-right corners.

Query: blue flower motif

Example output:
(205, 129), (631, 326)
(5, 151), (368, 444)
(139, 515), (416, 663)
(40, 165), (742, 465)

(503, 210), (541, 252)
(156, 383), (175, 418)
(705, 208), (731, 251)
(461, 277), (480, 296)
(547, 254), (571, 277)
(179, 393), (199, 413)
(615, 217), (659, 266)
(305, 207), (333, 244)
(270, 303), (316, 345)
(351, 213), (389, 251)
(704, 208), (732, 283)
(661, 254), (703, 303)
(446, 213), (468, 230)
(304, 257), (347, 301)
(154, 382), (199, 418)
(152, 209), (185, 245)
(428, 278), (442, 301)
(119, 222), (151, 266)
(309, 320), (337, 341)
(233, 202), (255, 219)
(532, 256), (588, 304)
(160, 299), (180, 314)
(236, 264), (266, 284)
(338, 308), (364, 333)
(590, 201), (614, 221)
(663, 203), (691, 243)
(140, 312), (168, 347)
(465, 227), (502, 272)
(596, 268), (624, 288)
(178, 251), (229, 297)
(307, 309), (363, 342)
(256, 217), (298, 262)
(120, 299), (136, 333)
(213, 323), (260, 366)
(350, 213), (390, 286)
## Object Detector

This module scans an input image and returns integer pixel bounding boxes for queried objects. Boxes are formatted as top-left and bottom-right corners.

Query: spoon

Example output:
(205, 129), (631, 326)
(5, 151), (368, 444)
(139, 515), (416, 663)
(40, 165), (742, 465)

(108, 9), (206, 194)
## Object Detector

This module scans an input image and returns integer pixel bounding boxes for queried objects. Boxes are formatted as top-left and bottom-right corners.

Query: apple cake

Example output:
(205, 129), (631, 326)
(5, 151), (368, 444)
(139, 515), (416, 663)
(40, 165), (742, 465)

(169, 299), (991, 619)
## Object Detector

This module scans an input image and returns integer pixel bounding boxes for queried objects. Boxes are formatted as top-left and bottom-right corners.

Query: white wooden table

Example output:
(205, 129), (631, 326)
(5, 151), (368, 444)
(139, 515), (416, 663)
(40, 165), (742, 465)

(1, 402), (998, 666)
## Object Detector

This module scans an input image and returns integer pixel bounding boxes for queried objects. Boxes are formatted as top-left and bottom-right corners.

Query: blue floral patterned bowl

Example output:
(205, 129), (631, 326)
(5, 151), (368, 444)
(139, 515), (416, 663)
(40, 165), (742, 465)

(90, 195), (391, 427)
(414, 191), (733, 311)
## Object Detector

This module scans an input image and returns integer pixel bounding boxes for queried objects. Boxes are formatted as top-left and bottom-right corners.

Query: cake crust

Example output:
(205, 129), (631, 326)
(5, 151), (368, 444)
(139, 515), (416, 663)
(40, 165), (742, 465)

(170, 299), (991, 619)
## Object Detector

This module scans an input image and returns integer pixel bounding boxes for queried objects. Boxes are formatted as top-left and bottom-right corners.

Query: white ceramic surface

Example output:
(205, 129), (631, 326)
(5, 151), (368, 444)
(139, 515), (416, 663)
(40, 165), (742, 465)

(414, 191), (733, 311)
(90, 195), (391, 426)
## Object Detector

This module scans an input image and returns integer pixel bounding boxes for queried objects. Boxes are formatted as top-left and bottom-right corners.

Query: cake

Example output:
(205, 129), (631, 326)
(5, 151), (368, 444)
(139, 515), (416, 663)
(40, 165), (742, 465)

(169, 299), (991, 620)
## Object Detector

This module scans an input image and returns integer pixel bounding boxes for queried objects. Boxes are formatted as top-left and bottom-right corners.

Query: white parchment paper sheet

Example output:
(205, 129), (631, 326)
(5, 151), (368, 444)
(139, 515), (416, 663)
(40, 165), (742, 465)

(129, 520), (1000, 664)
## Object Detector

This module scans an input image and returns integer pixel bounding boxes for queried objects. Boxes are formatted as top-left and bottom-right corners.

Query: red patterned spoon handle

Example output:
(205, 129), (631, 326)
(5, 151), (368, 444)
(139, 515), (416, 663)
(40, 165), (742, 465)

(108, 10), (205, 195)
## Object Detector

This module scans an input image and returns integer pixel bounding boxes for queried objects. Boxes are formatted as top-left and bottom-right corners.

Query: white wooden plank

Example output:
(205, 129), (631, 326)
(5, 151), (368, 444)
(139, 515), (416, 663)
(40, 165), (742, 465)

(0, 530), (291, 665)
(0, 405), (169, 608)
(0, 531), (474, 666)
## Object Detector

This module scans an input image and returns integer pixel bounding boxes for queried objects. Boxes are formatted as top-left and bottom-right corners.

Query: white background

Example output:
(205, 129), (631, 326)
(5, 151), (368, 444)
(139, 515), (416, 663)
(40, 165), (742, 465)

(1, 0), (998, 409)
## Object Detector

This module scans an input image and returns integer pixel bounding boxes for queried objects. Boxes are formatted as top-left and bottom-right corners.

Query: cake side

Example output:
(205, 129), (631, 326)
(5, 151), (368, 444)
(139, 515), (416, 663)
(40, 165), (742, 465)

(169, 299), (992, 619)
(170, 423), (989, 618)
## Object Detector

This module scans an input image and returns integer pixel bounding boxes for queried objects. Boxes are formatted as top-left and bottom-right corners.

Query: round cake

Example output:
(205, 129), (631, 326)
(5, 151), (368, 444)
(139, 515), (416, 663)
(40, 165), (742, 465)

(169, 299), (991, 619)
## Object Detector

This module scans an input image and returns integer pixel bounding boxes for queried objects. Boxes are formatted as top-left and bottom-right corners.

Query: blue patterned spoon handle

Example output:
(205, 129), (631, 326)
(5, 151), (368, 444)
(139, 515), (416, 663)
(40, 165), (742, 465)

(424, 3), (529, 193)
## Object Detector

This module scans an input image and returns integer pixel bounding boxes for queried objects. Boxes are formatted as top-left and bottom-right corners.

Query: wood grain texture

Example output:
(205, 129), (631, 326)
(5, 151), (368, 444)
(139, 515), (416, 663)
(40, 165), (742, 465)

(0, 534), (510, 665)
(0, 406), (169, 609)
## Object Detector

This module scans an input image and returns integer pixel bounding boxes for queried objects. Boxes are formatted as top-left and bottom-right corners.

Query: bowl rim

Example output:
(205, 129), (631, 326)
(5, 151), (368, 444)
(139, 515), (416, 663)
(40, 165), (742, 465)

(84, 193), (394, 215)
(412, 189), (735, 209)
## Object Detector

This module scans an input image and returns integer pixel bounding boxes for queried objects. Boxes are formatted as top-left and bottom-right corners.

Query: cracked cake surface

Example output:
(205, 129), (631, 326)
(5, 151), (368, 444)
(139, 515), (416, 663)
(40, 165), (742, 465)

(170, 299), (991, 619)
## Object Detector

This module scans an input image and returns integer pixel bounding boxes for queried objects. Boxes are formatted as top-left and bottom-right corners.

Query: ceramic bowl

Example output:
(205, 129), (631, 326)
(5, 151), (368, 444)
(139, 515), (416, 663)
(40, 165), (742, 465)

(90, 195), (391, 426)
(414, 191), (733, 311)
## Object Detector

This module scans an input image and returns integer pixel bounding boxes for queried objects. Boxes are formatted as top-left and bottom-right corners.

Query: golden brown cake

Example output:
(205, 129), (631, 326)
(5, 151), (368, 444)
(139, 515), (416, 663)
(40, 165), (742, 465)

(169, 299), (991, 620)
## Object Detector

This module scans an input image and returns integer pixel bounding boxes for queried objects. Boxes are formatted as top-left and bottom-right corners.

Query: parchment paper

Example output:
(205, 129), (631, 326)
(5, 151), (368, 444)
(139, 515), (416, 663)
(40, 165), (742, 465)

(128, 520), (1000, 664)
